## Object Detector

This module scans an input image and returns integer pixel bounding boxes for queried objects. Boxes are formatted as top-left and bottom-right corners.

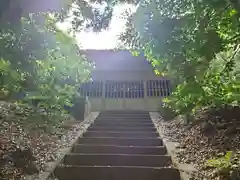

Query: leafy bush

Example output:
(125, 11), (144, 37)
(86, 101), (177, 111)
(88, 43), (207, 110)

(163, 47), (240, 120)
(206, 151), (240, 178)
(118, 0), (240, 123)
(0, 13), (91, 126)
(0, 59), (24, 100)
(207, 151), (233, 173)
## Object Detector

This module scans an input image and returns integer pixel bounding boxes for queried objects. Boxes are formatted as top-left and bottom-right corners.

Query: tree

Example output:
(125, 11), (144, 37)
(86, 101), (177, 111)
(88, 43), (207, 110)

(117, 0), (240, 117)
(0, 8), (92, 120)
(0, 0), (119, 33)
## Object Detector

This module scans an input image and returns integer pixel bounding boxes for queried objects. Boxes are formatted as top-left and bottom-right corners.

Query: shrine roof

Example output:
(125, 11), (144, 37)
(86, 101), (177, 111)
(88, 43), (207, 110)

(81, 49), (153, 71)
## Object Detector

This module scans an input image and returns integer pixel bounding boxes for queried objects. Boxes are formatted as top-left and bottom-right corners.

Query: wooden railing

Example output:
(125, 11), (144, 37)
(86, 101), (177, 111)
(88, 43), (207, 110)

(80, 80), (171, 98)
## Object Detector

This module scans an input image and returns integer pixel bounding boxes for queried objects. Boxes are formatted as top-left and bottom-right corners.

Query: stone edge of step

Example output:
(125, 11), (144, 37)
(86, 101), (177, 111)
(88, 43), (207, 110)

(64, 152), (172, 157)
(149, 112), (197, 180)
(63, 153), (172, 167)
(72, 144), (168, 154)
(54, 165), (178, 171)
(24, 112), (100, 180)
(52, 165), (181, 180)
(83, 130), (159, 135)
(73, 144), (166, 148)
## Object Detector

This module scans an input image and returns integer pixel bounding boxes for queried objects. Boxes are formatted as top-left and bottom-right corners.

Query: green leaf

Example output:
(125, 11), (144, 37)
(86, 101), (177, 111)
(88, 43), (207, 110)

(225, 151), (233, 162)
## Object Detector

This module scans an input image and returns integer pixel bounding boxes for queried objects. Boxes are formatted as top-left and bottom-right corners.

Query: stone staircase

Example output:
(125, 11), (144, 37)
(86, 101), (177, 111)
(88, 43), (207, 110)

(53, 111), (181, 180)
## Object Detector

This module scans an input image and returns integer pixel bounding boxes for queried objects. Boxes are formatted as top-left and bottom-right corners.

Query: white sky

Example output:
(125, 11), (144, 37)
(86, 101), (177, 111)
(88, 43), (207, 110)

(58, 4), (135, 49)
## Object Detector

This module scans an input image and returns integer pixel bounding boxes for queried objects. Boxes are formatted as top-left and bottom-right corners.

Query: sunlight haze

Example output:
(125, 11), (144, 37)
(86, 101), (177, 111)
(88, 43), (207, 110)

(57, 4), (136, 49)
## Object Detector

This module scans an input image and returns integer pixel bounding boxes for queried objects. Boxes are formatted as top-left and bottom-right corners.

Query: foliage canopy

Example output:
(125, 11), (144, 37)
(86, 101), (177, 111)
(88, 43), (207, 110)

(0, 7), (92, 125)
(117, 0), (240, 118)
(1, 0), (240, 121)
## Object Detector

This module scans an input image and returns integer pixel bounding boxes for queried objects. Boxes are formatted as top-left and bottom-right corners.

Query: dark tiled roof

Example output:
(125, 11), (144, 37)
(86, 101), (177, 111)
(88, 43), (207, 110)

(81, 49), (153, 71)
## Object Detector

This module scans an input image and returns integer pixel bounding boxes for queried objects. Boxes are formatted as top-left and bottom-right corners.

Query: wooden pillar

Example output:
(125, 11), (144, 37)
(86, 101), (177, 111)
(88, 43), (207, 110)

(144, 80), (147, 98)
(143, 80), (148, 110)
(102, 80), (105, 98)
(102, 80), (106, 110)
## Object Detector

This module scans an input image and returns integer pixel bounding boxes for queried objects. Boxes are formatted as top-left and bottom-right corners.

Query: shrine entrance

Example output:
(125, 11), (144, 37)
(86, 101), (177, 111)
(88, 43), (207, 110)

(80, 50), (171, 112)
(80, 79), (171, 111)
(103, 80), (145, 110)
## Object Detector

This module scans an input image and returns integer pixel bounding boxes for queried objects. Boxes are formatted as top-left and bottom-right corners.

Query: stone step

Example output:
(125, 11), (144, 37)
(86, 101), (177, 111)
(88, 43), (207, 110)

(72, 144), (167, 155)
(96, 117), (152, 121)
(95, 119), (153, 123)
(98, 116), (151, 119)
(95, 117), (152, 121)
(93, 122), (155, 127)
(50, 110), (181, 180)
(63, 153), (172, 167)
(88, 126), (156, 132)
(100, 111), (149, 116)
(83, 131), (159, 138)
(97, 116), (151, 119)
(78, 137), (163, 146)
(98, 113), (150, 117)
(100, 111), (149, 113)
(95, 119), (152, 123)
(54, 166), (181, 180)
